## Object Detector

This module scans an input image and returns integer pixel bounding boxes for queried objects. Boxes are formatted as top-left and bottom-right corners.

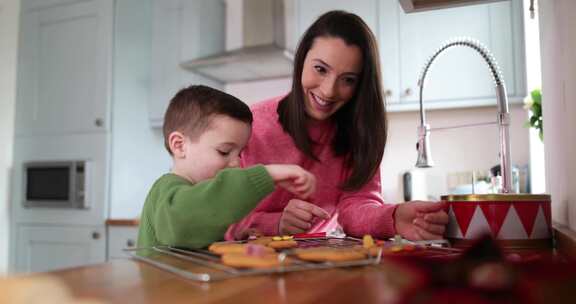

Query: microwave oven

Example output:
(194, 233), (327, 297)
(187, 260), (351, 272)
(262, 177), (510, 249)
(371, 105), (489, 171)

(23, 161), (89, 209)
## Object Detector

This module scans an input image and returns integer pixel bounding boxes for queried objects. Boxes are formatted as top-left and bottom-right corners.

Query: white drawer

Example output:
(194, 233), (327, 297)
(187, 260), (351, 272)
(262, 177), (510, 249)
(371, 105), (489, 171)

(107, 226), (138, 260)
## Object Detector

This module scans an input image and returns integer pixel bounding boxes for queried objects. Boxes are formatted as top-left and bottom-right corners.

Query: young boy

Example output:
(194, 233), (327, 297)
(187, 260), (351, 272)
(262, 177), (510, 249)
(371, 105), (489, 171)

(137, 85), (315, 249)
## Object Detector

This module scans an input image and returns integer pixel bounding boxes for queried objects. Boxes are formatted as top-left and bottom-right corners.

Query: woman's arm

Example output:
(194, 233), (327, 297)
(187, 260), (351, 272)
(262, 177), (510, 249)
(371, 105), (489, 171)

(225, 211), (284, 240)
(393, 201), (448, 240)
(337, 170), (398, 239)
(338, 170), (448, 240)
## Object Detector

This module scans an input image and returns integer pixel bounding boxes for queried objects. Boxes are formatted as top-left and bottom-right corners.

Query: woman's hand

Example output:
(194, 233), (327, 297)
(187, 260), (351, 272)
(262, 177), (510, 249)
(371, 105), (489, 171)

(279, 199), (330, 235)
(394, 201), (449, 240)
(265, 164), (316, 199)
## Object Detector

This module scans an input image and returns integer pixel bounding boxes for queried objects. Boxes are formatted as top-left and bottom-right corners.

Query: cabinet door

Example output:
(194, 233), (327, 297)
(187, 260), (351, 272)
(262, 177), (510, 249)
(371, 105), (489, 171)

(296, 0), (379, 39)
(107, 226), (138, 260)
(15, 224), (106, 273)
(15, 0), (113, 136)
(392, 0), (522, 105)
(379, 0), (401, 105)
(148, 0), (224, 127)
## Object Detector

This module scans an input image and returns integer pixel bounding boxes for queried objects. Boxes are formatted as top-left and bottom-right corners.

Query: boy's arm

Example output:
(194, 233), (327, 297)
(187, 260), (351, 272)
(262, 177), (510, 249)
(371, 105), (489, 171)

(224, 164), (317, 240)
(155, 165), (274, 248)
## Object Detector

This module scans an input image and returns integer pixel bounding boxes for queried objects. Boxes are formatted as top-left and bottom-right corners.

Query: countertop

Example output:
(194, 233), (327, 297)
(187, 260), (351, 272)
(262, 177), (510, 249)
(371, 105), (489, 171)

(106, 219), (139, 226)
(34, 258), (417, 304)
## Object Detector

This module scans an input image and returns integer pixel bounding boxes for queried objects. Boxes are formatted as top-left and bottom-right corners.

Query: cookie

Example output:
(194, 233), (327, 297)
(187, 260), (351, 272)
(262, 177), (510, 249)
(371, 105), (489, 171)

(366, 244), (419, 257)
(208, 243), (245, 255)
(247, 236), (274, 246)
(221, 253), (287, 268)
(363, 235), (375, 249)
(208, 243), (274, 255)
(272, 235), (294, 241)
(267, 239), (298, 249)
(294, 247), (366, 262)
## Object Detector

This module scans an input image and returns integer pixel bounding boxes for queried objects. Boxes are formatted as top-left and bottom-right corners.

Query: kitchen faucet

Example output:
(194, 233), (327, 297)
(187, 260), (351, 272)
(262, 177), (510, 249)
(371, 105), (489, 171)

(415, 37), (513, 193)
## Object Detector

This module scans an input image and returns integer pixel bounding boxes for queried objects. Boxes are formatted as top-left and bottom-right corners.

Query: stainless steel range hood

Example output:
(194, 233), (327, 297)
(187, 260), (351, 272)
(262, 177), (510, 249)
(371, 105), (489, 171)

(399, 0), (507, 13)
(180, 0), (295, 83)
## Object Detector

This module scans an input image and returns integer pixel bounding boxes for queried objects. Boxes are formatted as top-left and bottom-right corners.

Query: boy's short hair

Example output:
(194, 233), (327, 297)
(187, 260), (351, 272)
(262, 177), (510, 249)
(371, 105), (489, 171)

(162, 85), (253, 155)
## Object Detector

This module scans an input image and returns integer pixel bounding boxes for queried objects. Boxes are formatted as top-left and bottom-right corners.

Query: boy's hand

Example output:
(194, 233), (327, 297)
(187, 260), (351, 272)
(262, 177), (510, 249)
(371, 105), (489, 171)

(279, 199), (330, 235)
(265, 164), (316, 199)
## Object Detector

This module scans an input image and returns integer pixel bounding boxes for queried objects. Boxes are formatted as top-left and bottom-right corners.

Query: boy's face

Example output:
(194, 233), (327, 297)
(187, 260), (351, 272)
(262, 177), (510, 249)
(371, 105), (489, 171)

(177, 115), (251, 183)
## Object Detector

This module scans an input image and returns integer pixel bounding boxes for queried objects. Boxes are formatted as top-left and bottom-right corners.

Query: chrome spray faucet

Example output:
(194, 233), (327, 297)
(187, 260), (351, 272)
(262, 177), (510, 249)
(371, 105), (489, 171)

(416, 37), (513, 193)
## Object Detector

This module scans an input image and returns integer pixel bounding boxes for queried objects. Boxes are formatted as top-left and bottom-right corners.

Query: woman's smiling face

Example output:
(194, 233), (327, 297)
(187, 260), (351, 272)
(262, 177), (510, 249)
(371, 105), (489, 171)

(301, 36), (363, 121)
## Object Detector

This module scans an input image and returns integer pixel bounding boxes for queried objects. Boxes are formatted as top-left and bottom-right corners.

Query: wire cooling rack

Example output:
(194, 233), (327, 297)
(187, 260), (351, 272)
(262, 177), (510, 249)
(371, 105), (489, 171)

(125, 236), (382, 282)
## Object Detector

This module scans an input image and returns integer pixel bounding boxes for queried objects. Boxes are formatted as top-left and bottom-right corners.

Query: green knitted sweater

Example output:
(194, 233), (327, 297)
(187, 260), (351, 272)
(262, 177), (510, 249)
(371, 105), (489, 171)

(137, 165), (274, 249)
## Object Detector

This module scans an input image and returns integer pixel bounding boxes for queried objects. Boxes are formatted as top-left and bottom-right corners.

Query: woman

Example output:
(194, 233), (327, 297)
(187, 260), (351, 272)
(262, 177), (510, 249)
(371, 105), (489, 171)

(225, 11), (448, 241)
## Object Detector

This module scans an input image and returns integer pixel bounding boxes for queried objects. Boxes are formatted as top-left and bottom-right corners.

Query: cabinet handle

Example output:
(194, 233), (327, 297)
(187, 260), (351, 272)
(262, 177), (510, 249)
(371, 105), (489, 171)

(403, 88), (413, 97)
(384, 89), (393, 97)
(94, 118), (104, 127)
(126, 239), (135, 247)
(92, 231), (101, 240)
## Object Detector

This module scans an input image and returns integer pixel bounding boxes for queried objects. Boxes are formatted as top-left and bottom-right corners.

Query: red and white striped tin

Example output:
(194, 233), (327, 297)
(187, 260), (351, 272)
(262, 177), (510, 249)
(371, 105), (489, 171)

(442, 194), (552, 249)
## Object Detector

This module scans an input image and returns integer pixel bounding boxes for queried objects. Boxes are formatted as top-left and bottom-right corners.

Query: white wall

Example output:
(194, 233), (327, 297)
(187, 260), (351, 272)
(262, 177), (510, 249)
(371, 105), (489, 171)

(382, 104), (529, 202)
(523, 0), (545, 194)
(225, 78), (292, 105)
(0, 0), (19, 274)
(109, 0), (170, 218)
(539, 0), (576, 229)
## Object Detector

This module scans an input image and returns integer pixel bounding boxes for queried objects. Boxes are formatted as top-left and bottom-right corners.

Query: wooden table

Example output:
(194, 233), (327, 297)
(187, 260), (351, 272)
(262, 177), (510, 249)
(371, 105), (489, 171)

(31, 224), (576, 303)
(40, 258), (415, 304)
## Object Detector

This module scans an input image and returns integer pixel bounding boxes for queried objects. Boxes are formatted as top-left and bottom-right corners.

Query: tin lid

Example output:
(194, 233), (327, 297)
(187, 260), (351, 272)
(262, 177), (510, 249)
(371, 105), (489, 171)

(441, 194), (551, 202)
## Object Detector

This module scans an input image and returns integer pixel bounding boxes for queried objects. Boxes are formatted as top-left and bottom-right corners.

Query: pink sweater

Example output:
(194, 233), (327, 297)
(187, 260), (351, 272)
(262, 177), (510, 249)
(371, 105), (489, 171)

(225, 97), (397, 240)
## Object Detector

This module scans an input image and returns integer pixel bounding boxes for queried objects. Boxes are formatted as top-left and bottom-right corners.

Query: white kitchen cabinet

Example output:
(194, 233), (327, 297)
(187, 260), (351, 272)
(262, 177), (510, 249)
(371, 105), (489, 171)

(295, 0), (379, 37)
(15, 0), (113, 136)
(14, 224), (106, 273)
(107, 226), (138, 260)
(148, 0), (224, 127)
(381, 0), (525, 109)
(11, 0), (113, 273)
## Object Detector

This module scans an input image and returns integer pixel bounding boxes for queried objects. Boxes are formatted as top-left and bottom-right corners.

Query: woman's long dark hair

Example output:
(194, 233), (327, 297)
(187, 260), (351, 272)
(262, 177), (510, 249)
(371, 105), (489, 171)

(277, 10), (388, 191)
